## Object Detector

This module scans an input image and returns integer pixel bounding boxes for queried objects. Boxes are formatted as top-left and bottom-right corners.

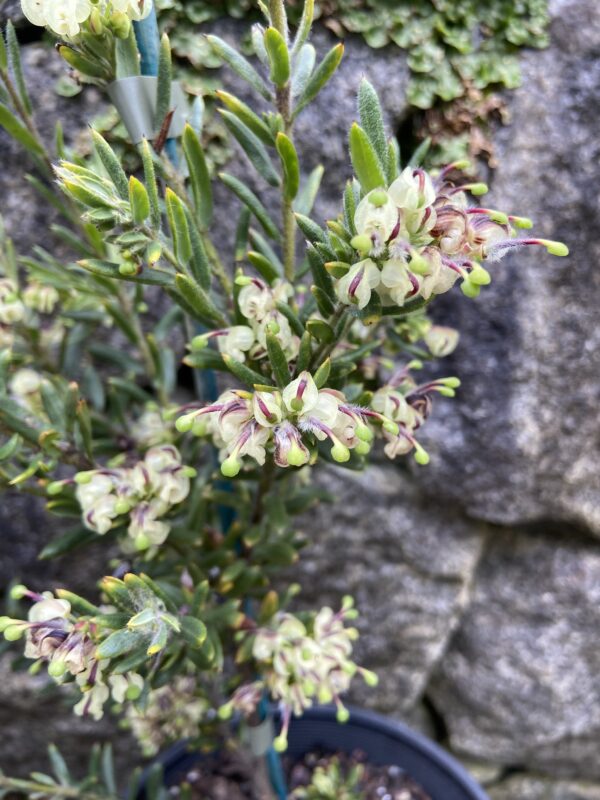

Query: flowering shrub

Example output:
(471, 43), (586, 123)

(0, 0), (566, 793)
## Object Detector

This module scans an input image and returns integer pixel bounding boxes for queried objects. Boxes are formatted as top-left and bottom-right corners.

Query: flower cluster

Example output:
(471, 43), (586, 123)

(0, 591), (142, 720)
(334, 164), (568, 311)
(228, 600), (376, 752)
(177, 371), (398, 477)
(21, 0), (152, 38)
(191, 278), (299, 363)
(72, 445), (194, 551)
(177, 368), (458, 473)
(125, 676), (208, 756)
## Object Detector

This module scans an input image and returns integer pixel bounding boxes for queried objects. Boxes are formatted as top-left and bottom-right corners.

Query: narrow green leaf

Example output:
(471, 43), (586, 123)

(294, 164), (323, 216)
(175, 274), (227, 327)
(206, 35), (271, 100)
(155, 33), (172, 130)
(216, 90), (274, 145)
(310, 285), (335, 318)
(275, 132), (300, 200)
(0, 433), (21, 461)
(234, 206), (251, 262)
(248, 251), (279, 284)
(275, 301), (304, 337)
(38, 526), (97, 560)
(96, 629), (142, 659)
(266, 331), (290, 387)
(91, 129), (129, 200)
(165, 187), (192, 265)
(387, 136), (401, 183)
(294, 43), (344, 117)
(264, 27), (290, 87)
(0, 25), (7, 71)
(55, 589), (100, 616)
(306, 317), (334, 342)
(0, 103), (44, 157)
(129, 176), (150, 224)
(139, 138), (161, 230)
(115, 29), (141, 79)
(221, 354), (265, 388)
(409, 136), (431, 167)
(296, 330), (312, 373)
(313, 357), (331, 388)
(78, 259), (174, 287)
(294, 212), (326, 244)
(101, 746), (117, 797)
(6, 22), (32, 115)
(185, 206), (211, 290)
(48, 745), (71, 786)
(219, 172), (280, 240)
(291, 0), (315, 56)
(58, 45), (110, 80)
(220, 110), (279, 187)
(182, 124), (213, 229)
(249, 228), (283, 273)
(358, 78), (388, 172)
(291, 43), (316, 99)
(349, 122), (386, 192)
(181, 616), (208, 649)
(306, 244), (335, 300)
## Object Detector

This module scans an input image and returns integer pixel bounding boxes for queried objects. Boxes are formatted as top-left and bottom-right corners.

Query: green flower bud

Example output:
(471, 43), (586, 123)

(355, 422), (373, 442)
(110, 11), (131, 38)
(221, 456), (241, 478)
(175, 413), (196, 433)
(119, 261), (138, 276)
(48, 659), (67, 678)
(368, 189), (388, 208)
(469, 264), (491, 286)
(4, 624), (24, 641)
(361, 668), (379, 687)
(355, 440), (371, 455)
(511, 216), (533, 229)
(469, 183), (488, 196)
(540, 239), (569, 257)
(382, 420), (399, 436)
(114, 498), (131, 515)
(331, 442), (350, 463)
(0, 616), (17, 633)
(10, 584), (28, 600)
(350, 234), (372, 255)
(190, 335), (209, 351)
(460, 279), (481, 299)
(413, 443), (430, 465)
(135, 532), (150, 551)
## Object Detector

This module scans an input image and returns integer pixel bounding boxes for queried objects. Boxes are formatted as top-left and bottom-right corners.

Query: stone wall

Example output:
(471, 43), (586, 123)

(1, 0), (600, 796)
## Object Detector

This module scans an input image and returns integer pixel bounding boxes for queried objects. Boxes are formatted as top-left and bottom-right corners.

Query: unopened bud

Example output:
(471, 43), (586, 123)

(110, 11), (131, 38)
(350, 234), (372, 255)
(176, 413), (196, 433)
(4, 624), (24, 641)
(221, 456), (241, 478)
(540, 239), (569, 257)
(10, 584), (28, 600)
(331, 442), (350, 463)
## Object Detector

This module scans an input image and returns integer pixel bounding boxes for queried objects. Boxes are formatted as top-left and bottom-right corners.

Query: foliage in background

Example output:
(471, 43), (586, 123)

(156, 0), (549, 167)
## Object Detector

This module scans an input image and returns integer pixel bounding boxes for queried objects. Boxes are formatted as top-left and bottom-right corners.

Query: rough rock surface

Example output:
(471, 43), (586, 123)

(489, 776), (600, 800)
(429, 528), (600, 777)
(414, 0), (600, 535)
(293, 465), (487, 713)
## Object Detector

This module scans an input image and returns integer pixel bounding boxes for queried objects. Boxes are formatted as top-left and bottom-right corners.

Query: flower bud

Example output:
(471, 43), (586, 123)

(176, 413), (197, 433)
(330, 442), (350, 463)
(539, 239), (569, 257)
(350, 234), (372, 255)
(110, 11), (131, 38)
(221, 455), (241, 478)
(10, 584), (28, 600)
(4, 624), (24, 641)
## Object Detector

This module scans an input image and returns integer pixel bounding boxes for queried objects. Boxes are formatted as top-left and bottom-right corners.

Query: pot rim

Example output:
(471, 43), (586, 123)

(142, 703), (489, 800)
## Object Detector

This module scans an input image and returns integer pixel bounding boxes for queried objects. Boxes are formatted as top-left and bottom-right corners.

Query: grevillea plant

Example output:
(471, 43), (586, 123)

(0, 0), (566, 795)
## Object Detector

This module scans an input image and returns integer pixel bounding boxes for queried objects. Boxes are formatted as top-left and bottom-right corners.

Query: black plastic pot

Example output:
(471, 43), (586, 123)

(148, 705), (489, 800)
